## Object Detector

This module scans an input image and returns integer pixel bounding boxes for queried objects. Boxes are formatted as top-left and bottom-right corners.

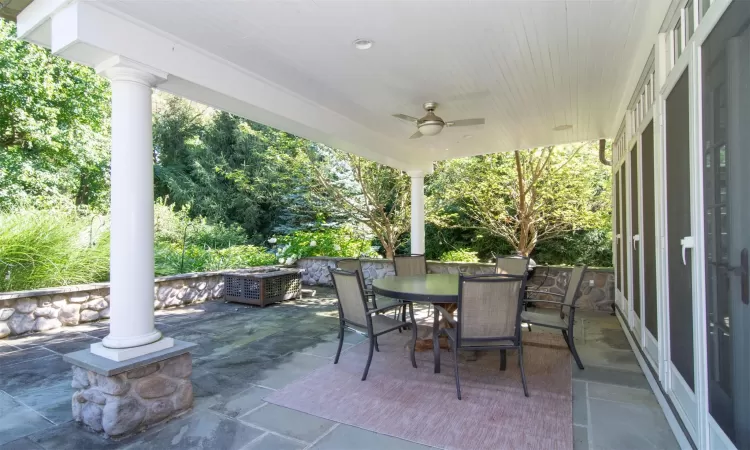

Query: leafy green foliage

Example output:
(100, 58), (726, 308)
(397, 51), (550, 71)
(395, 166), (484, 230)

(0, 210), (110, 291)
(152, 95), (314, 241)
(305, 146), (410, 258)
(429, 142), (611, 260)
(272, 225), (379, 264)
(154, 243), (276, 276)
(438, 249), (480, 263)
(0, 21), (111, 211)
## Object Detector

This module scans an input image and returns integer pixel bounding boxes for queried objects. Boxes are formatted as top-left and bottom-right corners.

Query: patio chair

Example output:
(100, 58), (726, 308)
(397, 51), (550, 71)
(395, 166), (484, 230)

(329, 268), (418, 381)
(393, 254), (428, 276)
(495, 256), (529, 276)
(437, 274), (529, 399)
(391, 254), (428, 321)
(521, 265), (587, 370)
(336, 258), (376, 306)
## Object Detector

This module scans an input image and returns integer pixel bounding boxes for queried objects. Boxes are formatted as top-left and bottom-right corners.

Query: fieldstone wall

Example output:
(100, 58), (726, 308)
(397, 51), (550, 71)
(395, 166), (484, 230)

(72, 353), (193, 439)
(0, 267), (280, 339)
(296, 257), (615, 312)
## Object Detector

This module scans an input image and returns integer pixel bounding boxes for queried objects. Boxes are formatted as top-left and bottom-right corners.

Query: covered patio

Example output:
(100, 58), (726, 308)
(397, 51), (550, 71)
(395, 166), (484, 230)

(0, 288), (675, 449)
(5, 0), (746, 448)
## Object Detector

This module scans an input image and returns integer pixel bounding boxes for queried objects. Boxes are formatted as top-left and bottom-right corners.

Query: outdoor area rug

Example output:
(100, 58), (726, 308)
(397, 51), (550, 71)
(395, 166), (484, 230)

(265, 329), (573, 450)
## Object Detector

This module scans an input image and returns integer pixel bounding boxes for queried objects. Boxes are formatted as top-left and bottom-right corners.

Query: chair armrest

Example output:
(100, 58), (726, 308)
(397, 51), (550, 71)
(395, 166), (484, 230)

(434, 305), (457, 326)
(525, 289), (565, 298)
(523, 299), (577, 308)
(367, 303), (404, 315)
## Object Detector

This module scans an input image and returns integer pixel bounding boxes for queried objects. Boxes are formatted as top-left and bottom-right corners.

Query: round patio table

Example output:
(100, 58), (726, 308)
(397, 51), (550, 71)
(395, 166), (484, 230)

(371, 274), (458, 373)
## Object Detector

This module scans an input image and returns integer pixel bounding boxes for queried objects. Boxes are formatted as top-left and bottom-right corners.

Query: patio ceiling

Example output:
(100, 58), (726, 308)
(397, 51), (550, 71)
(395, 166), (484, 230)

(18, 0), (669, 171)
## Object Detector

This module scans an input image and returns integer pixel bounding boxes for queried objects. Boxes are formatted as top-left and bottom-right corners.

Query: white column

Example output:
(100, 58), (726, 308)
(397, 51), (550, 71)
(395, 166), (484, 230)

(91, 57), (173, 362)
(409, 170), (425, 255)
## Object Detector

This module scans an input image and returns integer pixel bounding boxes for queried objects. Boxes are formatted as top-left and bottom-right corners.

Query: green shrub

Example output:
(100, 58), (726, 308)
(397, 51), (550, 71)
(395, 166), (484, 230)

(154, 198), (247, 248)
(272, 225), (378, 264)
(154, 242), (276, 276)
(0, 210), (110, 291)
(439, 249), (480, 263)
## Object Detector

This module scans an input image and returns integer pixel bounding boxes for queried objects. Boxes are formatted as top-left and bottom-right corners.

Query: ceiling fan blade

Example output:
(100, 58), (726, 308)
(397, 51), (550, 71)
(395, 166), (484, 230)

(445, 118), (485, 127)
(393, 114), (419, 123)
(409, 130), (423, 139)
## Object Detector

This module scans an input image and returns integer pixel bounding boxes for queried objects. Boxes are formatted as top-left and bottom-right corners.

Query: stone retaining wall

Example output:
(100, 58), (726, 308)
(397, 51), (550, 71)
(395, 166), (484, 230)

(296, 257), (615, 312)
(0, 267), (281, 339)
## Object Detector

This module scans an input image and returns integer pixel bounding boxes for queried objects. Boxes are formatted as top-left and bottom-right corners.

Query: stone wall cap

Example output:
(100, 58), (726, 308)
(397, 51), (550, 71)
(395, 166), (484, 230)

(64, 339), (197, 376)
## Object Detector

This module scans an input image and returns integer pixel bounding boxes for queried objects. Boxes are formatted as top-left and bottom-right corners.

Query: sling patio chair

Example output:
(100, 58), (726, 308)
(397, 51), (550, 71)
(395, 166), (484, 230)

(436, 273), (529, 399)
(393, 254), (428, 276)
(337, 257), (405, 326)
(521, 265), (587, 370)
(495, 256), (530, 276)
(329, 267), (418, 380)
(391, 254), (428, 321)
(336, 258), (377, 306)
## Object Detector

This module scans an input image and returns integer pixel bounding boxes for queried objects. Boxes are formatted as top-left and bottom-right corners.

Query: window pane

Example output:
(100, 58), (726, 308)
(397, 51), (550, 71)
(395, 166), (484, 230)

(675, 19), (683, 59)
(687, 0), (695, 39)
(702, 0), (711, 17)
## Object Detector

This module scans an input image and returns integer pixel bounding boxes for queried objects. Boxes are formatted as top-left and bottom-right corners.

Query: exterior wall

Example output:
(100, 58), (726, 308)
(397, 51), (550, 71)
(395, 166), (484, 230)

(0, 267), (280, 339)
(297, 257), (614, 312)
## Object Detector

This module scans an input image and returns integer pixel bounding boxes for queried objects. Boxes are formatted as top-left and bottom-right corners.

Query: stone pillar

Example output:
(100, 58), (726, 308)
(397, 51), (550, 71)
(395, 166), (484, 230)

(409, 171), (425, 255)
(91, 56), (173, 362)
(66, 342), (196, 439)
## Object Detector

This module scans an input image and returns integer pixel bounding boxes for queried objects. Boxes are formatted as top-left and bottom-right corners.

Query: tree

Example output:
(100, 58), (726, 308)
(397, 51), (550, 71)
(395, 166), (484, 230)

(429, 142), (611, 257)
(0, 20), (111, 211)
(306, 147), (410, 258)
(152, 94), (314, 240)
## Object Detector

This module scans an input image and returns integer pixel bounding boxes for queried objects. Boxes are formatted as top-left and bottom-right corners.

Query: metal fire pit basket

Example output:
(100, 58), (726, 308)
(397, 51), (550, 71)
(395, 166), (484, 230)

(223, 269), (302, 307)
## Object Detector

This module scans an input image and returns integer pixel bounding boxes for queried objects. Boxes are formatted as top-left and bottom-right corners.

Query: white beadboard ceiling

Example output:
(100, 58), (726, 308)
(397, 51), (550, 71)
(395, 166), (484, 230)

(99, 0), (652, 168)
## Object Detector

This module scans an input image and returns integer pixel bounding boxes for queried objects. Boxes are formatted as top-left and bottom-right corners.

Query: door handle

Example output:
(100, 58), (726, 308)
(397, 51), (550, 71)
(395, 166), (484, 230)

(632, 235), (640, 251)
(729, 248), (749, 305)
(680, 236), (694, 265)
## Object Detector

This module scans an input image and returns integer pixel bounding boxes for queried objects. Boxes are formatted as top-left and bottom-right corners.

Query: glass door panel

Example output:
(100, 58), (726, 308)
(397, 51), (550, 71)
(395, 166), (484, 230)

(642, 121), (659, 338)
(621, 164), (629, 305)
(666, 71), (695, 391)
(630, 145), (641, 323)
(614, 168), (622, 297)
(702, 2), (750, 446)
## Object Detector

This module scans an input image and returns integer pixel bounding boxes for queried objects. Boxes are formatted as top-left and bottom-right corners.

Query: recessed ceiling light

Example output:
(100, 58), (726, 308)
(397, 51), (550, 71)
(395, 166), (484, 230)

(353, 39), (374, 50)
(463, 134), (473, 139)
(553, 124), (573, 131)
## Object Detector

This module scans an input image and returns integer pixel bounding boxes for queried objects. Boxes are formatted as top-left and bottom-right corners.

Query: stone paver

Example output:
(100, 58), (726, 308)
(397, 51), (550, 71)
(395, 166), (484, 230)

(309, 424), (435, 450)
(245, 432), (306, 450)
(0, 289), (679, 449)
(209, 385), (275, 418)
(239, 403), (335, 443)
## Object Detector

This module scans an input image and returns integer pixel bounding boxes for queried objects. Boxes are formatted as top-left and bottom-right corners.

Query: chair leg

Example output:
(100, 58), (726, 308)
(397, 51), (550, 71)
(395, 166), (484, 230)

(362, 338), (375, 381)
(561, 330), (573, 351)
(374, 336), (380, 352)
(564, 329), (584, 370)
(500, 349), (507, 371)
(334, 324), (345, 364)
(453, 342), (462, 400)
(409, 303), (418, 369)
(519, 345), (529, 397)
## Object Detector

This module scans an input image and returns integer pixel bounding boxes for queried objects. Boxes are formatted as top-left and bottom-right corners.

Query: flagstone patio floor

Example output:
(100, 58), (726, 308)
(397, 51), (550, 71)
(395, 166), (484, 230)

(0, 287), (680, 450)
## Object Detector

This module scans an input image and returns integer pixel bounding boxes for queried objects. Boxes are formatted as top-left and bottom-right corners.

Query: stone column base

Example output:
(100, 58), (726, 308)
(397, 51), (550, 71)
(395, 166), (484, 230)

(65, 341), (195, 439)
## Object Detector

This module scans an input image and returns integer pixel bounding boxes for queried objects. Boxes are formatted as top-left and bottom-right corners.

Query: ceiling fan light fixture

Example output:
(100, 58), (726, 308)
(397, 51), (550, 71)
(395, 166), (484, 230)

(353, 39), (374, 50)
(418, 122), (443, 136)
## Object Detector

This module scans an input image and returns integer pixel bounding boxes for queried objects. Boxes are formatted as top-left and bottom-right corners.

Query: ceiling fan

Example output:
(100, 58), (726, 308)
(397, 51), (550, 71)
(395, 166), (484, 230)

(392, 102), (485, 139)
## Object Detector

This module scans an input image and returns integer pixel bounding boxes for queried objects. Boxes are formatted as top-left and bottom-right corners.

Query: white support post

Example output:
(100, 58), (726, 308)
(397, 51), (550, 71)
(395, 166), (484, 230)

(409, 171), (425, 255)
(90, 57), (173, 362)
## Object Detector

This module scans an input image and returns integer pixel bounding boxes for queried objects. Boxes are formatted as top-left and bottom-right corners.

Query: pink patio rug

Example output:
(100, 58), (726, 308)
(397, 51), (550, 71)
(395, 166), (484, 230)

(265, 330), (573, 450)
